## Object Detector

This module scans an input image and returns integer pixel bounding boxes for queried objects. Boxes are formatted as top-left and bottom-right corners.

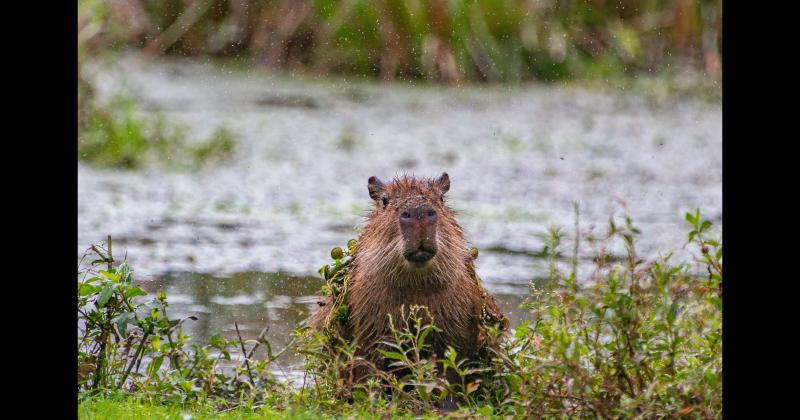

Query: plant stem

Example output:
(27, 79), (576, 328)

(107, 235), (113, 271)
(120, 330), (150, 389)
(235, 321), (255, 386)
(571, 202), (580, 291)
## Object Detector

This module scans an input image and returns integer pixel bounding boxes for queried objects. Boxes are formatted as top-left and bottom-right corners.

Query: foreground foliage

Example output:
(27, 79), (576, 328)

(481, 211), (721, 417)
(78, 210), (721, 418)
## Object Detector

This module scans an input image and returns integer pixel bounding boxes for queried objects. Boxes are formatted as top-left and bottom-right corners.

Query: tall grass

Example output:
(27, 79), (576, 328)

(79, 0), (722, 83)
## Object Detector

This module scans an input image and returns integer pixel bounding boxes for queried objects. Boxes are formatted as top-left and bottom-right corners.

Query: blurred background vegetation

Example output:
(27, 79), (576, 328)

(79, 0), (721, 84)
(78, 0), (721, 168)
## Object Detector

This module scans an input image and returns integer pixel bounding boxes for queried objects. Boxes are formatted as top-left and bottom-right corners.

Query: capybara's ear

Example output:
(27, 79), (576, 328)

(435, 172), (450, 194)
(368, 176), (386, 201)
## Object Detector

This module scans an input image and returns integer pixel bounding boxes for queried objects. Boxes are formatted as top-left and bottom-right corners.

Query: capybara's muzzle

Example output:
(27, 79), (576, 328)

(400, 204), (438, 266)
(404, 246), (436, 265)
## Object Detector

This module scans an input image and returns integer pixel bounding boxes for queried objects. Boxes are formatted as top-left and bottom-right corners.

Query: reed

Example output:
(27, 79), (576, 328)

(78, 0), (722, 83)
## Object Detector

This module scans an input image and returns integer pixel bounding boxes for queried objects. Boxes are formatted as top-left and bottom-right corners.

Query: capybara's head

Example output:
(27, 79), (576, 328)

(365, 173), (452, 269)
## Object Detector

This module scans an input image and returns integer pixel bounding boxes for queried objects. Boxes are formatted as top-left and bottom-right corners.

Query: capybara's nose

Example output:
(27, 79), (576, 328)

(400, 205), (437, 222)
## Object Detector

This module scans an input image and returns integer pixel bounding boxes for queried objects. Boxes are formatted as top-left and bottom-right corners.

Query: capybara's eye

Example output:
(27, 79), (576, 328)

(401, 211), (411, 220)
(427, 209), (436, 218)
(382, 196), (389, 207)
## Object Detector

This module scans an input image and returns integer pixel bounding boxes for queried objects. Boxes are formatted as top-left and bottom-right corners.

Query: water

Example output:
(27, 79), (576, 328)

(79, 56), (721, 376)
(138, 271), (529, 373)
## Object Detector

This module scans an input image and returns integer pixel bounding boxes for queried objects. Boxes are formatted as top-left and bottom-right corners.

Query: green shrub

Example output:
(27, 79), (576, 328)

(78, 209), (721, 417)
(78, 237), (288, 408)
(472, 210), (722, 417)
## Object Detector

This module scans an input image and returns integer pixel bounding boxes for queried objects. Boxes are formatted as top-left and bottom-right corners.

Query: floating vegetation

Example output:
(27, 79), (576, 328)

(78, 94), (237, 171)
(191, 125), (236, 168)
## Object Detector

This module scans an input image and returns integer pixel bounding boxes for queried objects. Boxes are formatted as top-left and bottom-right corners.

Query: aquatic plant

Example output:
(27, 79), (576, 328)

(78, 95), (184, 169)
(78, 237), (289, 407)
(77, 94), (238, 170)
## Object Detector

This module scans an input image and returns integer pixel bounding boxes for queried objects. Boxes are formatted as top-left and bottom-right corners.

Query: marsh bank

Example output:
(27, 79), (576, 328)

(78, 56), (721, 375)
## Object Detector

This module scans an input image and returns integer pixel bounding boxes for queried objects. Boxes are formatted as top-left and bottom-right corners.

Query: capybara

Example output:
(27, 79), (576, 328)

(310, 173), (507, 380)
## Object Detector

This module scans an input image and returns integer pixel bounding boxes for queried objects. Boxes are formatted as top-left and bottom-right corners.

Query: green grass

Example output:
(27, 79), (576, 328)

(79, 397), (328, 419)
(79, 397), (494, 419)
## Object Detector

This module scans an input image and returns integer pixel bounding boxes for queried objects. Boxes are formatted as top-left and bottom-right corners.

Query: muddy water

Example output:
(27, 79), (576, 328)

(138, 271), (530, 375)
(79, 56), (721, 376)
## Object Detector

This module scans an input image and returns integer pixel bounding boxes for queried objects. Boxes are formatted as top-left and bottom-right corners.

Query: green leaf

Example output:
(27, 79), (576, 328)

(209, 334), (228, 349)
(97, 287), (113, 307)
(114, 312), (136, 336)
(708, 296), (722, 311)
(118, 263), (134, 283)
(705, 366), (718, 386)
(667, 301), (679, 325)
(477, 406), (494, 417)
(377, 341), (404, 351)
(147, 356), (164, 377)
(419, 326), (432, 348)
(124, 286), (147, 299)
(99, 270), (120, 282)
(378, 350), (406, 361)
(576, 296), (589, 310)
(79, 283), (100, 296)
(514, 320), (531, 339)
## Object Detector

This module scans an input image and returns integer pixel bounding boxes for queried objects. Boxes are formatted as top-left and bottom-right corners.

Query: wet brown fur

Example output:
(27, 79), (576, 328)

(310, 174), (505, 376)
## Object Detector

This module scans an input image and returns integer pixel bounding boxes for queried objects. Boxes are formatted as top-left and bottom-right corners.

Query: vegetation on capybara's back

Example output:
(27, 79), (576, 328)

(310, 174), (508, 390)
